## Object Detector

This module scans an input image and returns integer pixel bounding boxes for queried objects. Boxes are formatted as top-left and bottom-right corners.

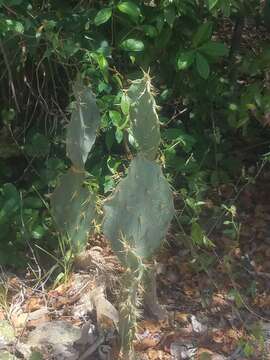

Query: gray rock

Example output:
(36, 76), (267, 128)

(170, 341), (197, 359)
(27, 321), (81, 360)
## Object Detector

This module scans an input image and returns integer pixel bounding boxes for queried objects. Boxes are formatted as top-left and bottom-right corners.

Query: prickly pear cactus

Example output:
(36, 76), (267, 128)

(128, 74), (160, 160)
(51, 169), (96, 252)
(103, 155), (174, 267)
(66, 81), (100, 170)
(51, 80), (100, 253)
(103, 73), (174, 358)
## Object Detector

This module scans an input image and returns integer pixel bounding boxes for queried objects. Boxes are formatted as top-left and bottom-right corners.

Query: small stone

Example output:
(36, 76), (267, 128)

(170, 341), (197, 359)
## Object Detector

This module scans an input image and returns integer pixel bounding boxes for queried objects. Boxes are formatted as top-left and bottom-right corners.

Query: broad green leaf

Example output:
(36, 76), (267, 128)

(196, 52), (210, 79)
(24, 197), (43, 209)
(192, 22), (212, 47)
(25, 133), (50, 157)
(177, 51), (195, 70)
(94, 7), (112, 26)
(120, 38), (144, 52)
(109, 110), (123, 127)
(32, 225), (46, 240)
(208, 0), (219, 11)
(115, 128), (123, 143)
(120, 93), (130, 115)
(200, 41), (228, 57)
(117, 1), (141, 22)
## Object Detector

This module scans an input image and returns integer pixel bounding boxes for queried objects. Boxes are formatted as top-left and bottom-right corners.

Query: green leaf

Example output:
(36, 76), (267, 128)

(192, 22), (212, 47)
(24, 197), (43, 209)
(177, 51), (195, 70)
(191, 222), (204, 245)
(199, 41), (228, 57)
(115, 128), (123, 143)
(32, 225), (46, 240)
(109, 110), (123, 127)
(208, 0), (219, 10)
(164, 5), (176, 28)
(120, 93), (130, 115)
(107, 156), (121, 174)
(94, 7), (112, 26)
(142, 25), (158, 38)
(25, 133), (50, 157)
(117, 1), (141, 22)
(14, 21), (24, 33)
(120, 39), (144, 52)
(196, 53), (210, 79)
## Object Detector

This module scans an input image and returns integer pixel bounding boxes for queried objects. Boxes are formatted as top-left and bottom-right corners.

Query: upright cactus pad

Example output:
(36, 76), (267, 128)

(66, 81), (100, 170)
(103, 155), (174, 267)
(51, 168), (96, 252)
(51, 81), (100, 253)
(128, 74), (160, 160)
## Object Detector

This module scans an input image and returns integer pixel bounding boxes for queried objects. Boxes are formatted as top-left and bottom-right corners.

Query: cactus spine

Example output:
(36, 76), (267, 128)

(51, 80), (100, 253)
(103, 73), (174, 358)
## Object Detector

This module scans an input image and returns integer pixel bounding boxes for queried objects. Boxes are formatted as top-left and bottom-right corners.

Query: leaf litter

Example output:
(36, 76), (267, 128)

(1, 175), (270, 359)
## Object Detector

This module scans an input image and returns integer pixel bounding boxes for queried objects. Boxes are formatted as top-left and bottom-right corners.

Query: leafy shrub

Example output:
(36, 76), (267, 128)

(0, 0), (270, 266)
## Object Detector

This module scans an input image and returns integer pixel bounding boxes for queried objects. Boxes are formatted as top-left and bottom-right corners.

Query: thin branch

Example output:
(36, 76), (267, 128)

(0, 39), (20, 112)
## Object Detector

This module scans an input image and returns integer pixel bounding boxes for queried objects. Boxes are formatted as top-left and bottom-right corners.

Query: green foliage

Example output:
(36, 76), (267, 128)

(0, 0), (269, 275)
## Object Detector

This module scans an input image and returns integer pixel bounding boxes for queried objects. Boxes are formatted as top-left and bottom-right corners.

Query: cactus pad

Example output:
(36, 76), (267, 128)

(128, 75), (160, 160)
(103, 156), (174, 266)
(66, 82), (100, 169)
(51, 169), (96, 252)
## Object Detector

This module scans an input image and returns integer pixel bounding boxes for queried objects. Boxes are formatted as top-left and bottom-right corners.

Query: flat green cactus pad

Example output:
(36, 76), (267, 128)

(128, 75), (160, 160)
(103, 156), (174, 266)
(66, 82), (100, 170)
(51, 169), (95, 252)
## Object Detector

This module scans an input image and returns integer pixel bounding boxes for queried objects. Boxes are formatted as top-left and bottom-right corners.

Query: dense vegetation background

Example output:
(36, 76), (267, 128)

(0, 0), (270, 271)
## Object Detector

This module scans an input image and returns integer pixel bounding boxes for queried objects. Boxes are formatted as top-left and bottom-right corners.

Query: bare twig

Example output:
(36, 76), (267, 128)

(0, 39), (20, 112)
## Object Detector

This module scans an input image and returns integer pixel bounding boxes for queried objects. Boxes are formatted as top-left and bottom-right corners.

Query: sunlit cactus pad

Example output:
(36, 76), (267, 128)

(103, 156), (174, 266)
(128, 75), (160, 160)
(66, 81), (100, 170)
